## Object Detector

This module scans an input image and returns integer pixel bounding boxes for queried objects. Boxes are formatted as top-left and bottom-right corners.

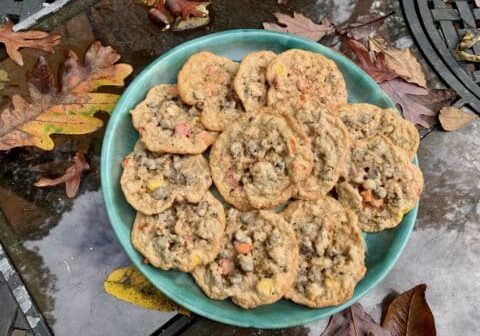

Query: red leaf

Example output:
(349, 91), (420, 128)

(347, 39), (399, 83)
(166, 0), (208, 19)
(321, 303), (391, 336)
(34, 152), (90, 198)
(263, 12), (335, 41)
(381, 284), (436, 336)
(380, 79), (437, 128)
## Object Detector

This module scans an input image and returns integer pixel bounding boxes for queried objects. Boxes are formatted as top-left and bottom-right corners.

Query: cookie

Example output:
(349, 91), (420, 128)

(192, 209), (298, 309)
(177, 51), (244, 131)
(273, 96), (350, 200)
(120, 142), (212, 215)
(131, 84), (217, 154)
(233, 50), (276, 112)
(210, 110), (314, 210)
(131, 192), (226, 272)
(266, 49), (348, 106)
(282, 197), (366, 308)
(336, 135), (424, 232)
(339, 103), (420, 160)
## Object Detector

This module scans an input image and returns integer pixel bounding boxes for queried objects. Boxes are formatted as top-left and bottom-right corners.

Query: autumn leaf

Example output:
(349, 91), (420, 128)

(347, 38), (399, 83)
(263, 12), (335, 41)
(0, 21), (61, 66)
(34, 152), (90, 198)
(369, 39), (427, 88)
(406, 88), (457, 114)
(321, 303), (390, 336)
(439, 106), (479, 131)
(380, 79), (438, 128)
(104, 265), (189, 314)
(0, 41), (133, 151)
(345, 12), (391, 40)
(381, 284), (436, 336)
(166, 0), (210, 19)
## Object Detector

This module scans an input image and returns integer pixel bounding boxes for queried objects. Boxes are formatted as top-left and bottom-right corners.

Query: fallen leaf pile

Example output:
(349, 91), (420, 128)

(0, 21), (61, 66)
(263, 10), (480, 130)
(34, 151), (90, 198)
(321, 284), (436, 336)
(104, 265), (189, 314)
(137, 0), (210, 31)
(0, 41), (133, 151)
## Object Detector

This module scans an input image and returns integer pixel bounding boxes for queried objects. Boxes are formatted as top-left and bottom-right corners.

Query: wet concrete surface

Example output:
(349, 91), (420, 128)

(0, 0), (479, 335)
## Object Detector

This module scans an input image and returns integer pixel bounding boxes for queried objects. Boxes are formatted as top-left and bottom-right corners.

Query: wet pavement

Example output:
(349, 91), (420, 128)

(0, 0), (479, 335)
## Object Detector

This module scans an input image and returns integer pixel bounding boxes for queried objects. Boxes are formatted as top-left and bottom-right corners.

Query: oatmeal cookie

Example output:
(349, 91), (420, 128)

(266, 49), (348, 106)
(131, 192), (226, 272)
(210, 110), (313, 210)
(282, 197), (366, 308)
(131, 84), (217, 154)
(177, 51), (244, 131)
(336, 136), (424, 232)
(339, 103), (419, 160)
(120, 142), (212, 215)
(192, 209), (298, 309)
(273, 96), (350, 200)
(233, 50), (276, 112)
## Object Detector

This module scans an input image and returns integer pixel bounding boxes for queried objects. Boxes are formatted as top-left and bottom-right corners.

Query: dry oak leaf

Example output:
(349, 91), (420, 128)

(380, 79), (437, 128)
(0, 41), (133, 151)
(369, 39), (427, 88)
(34, 152), (90, 198)
(0, 21), (61, 66)
(166, 0), (210, 19)
(439, 106), (479, 131)
(382, 284), (436, 336)
(321, 302), (391, 336)
(347, 38), (399, 83)
(263, 12), (335, 41)
(104, 265), (189, 314)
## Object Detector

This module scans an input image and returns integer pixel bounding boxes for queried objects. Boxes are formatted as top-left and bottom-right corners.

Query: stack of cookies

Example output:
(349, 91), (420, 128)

(120, 49), (424, 309)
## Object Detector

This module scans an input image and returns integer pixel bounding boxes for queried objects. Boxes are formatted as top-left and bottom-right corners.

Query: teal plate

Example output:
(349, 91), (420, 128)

(101, 29), (419, 329)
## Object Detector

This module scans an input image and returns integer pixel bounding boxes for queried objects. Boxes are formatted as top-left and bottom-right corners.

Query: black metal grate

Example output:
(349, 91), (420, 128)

(402, 0), (480, 113)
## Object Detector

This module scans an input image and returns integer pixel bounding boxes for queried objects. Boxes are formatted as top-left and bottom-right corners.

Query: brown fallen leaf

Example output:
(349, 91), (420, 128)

(380, 79), (437, 128)
(382, 284), (436, 336)
(34, 152), (90, 198)
(347, 38), (399, 83)
(439, 106), (479, 131)
(345, 12), (392, 40)
(0, 41), (133, 151)
(321, 303), (390, 336)
(369, 39), (427, 88)
(263, 12), (335, 41)
(104, 265), (189, 314)
(407, 88), (457, 113)
(0, 21), (61, 66)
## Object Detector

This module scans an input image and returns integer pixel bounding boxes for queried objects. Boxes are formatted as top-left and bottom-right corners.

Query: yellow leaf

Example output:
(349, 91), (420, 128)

(439, 106), (479, 131)
(369, 39), (427, 88)
(104, 266), (189, 314)
(0, 69), (8, 91)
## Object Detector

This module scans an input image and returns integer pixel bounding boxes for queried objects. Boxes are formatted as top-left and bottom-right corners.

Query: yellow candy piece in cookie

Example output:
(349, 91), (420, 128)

(256, 278), (275, 297)
(146, 177), (164, 192)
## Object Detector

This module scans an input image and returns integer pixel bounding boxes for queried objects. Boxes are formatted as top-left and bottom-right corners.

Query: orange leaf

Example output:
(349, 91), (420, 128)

(0, 41), (133, 151)
(0, 21), (61, 66)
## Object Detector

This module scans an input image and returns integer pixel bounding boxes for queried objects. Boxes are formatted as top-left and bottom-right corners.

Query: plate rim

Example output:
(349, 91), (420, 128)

(100, 28), (418, 328)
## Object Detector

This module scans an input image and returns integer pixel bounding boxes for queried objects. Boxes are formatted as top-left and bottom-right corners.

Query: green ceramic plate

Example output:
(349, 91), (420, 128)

(101, 29), (419, 329)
